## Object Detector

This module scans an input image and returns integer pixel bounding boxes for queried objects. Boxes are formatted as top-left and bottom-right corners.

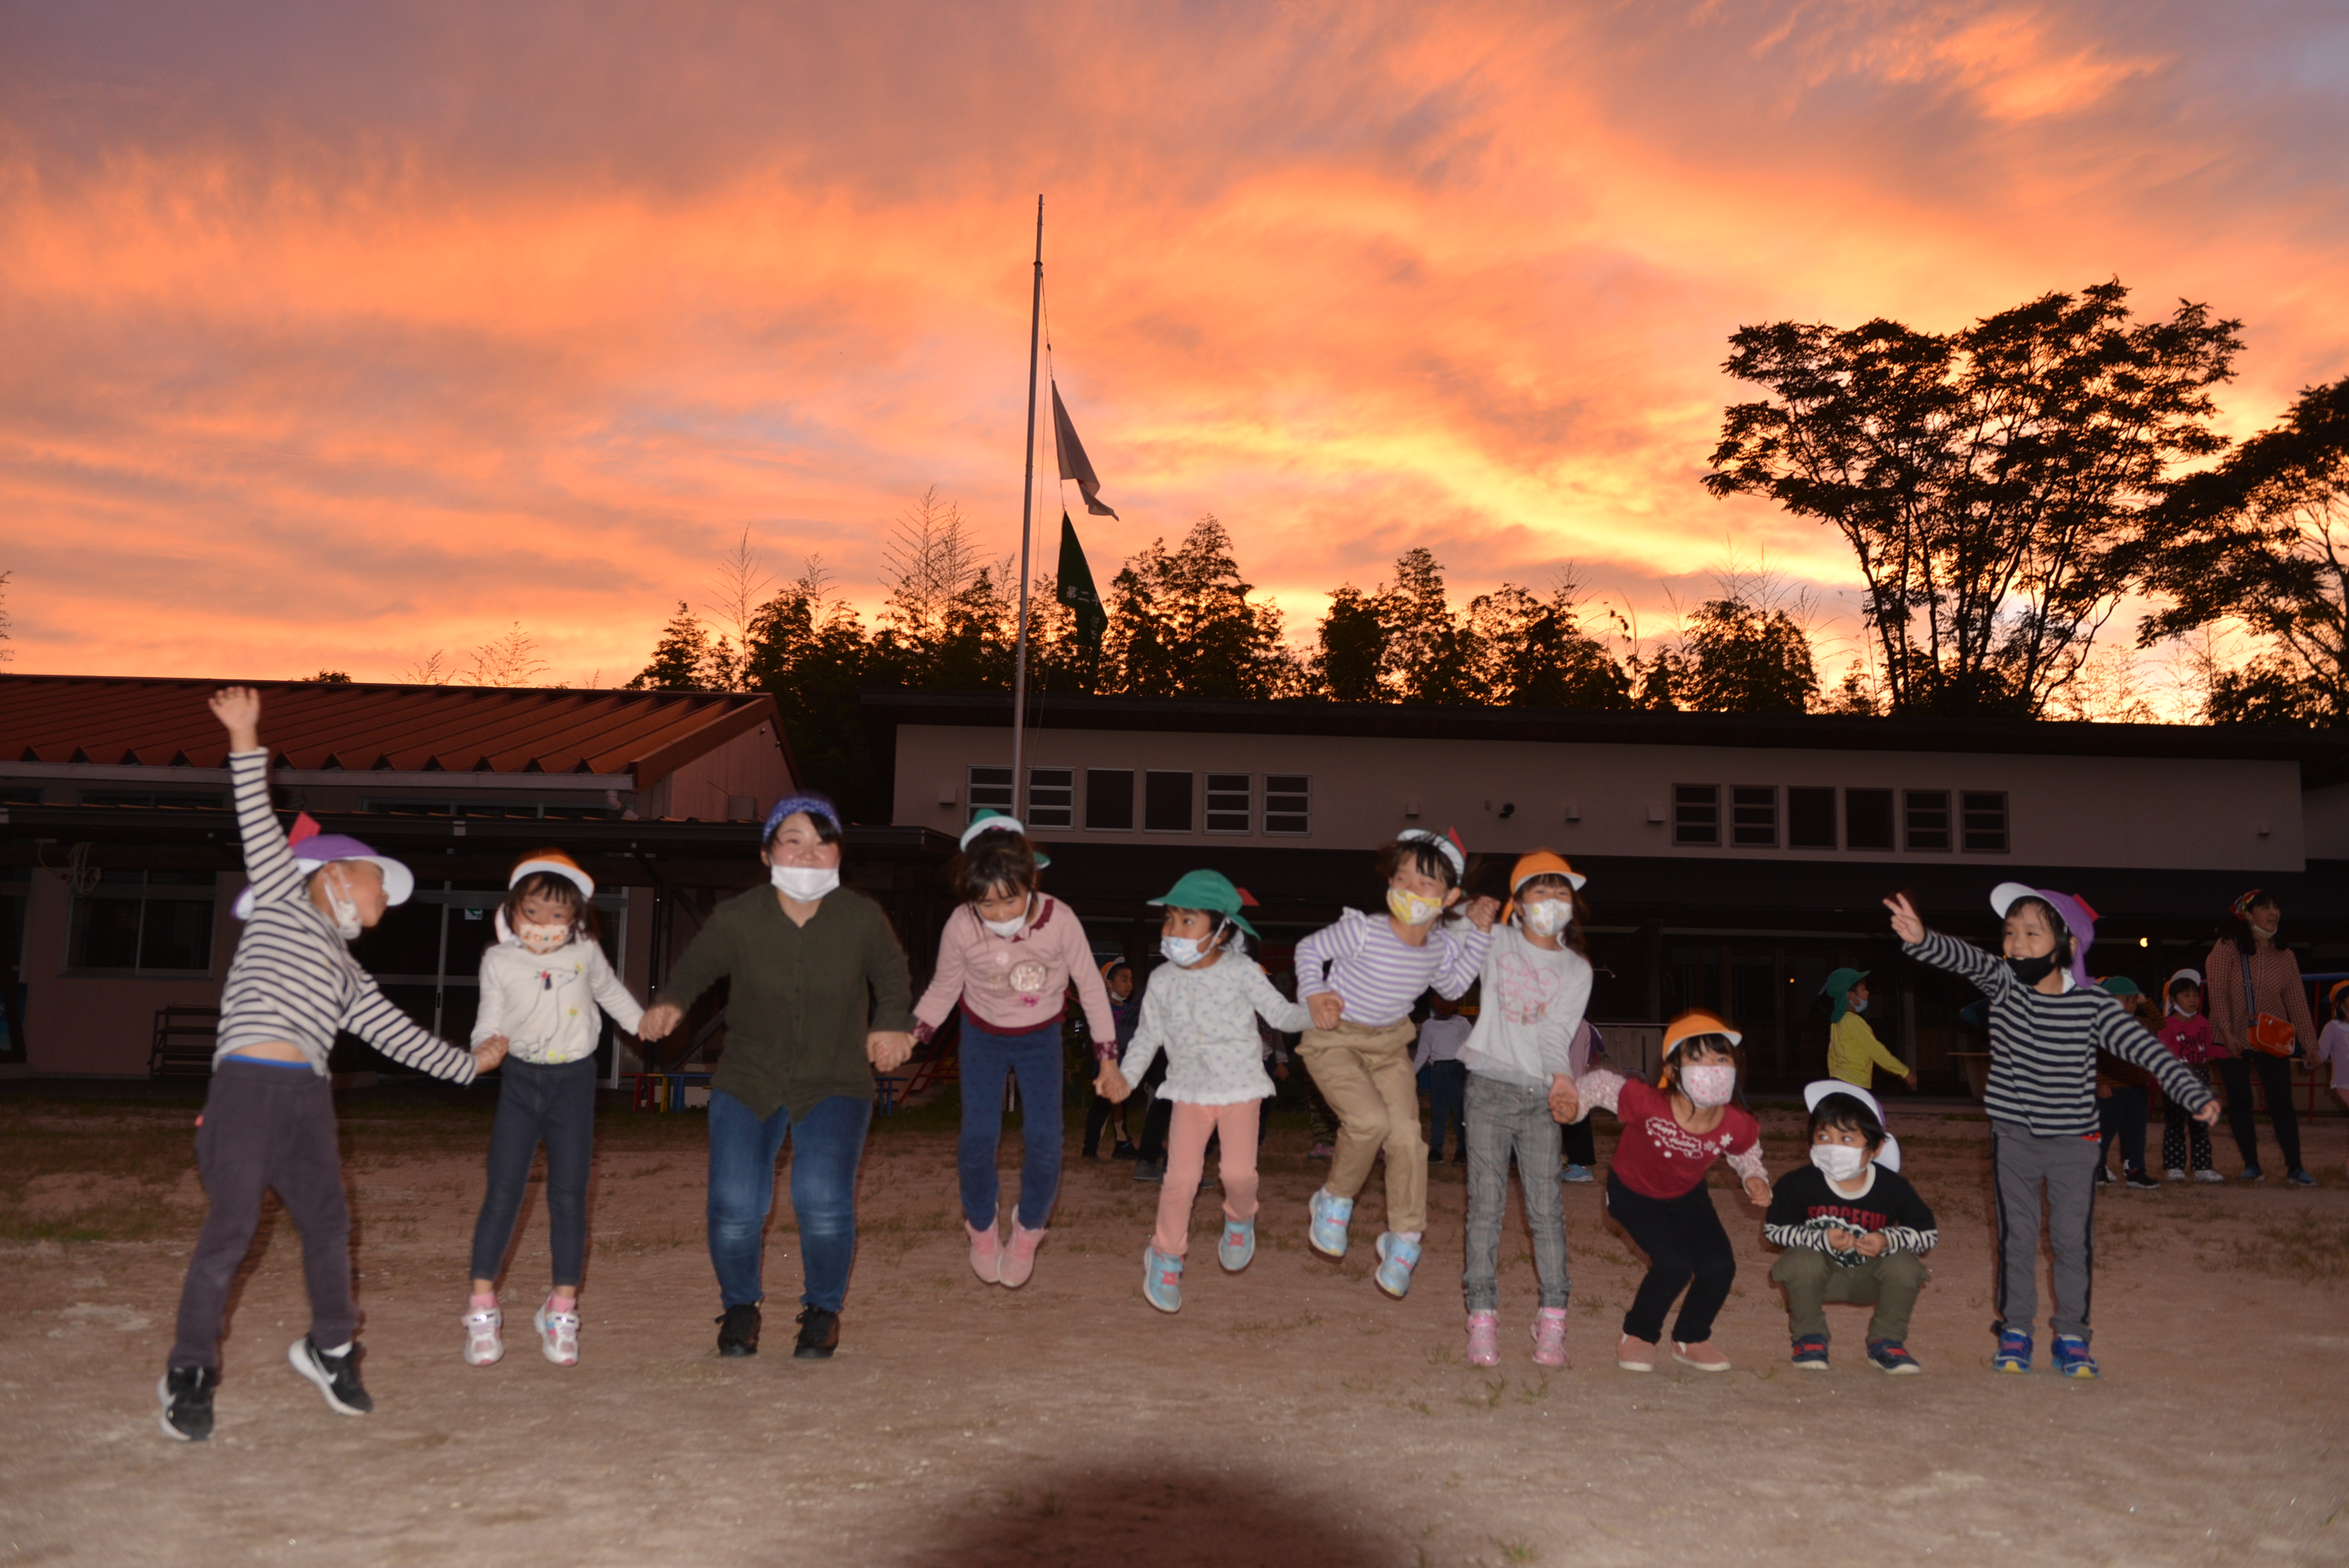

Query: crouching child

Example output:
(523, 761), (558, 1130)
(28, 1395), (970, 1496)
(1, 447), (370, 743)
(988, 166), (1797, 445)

(1764, 1082), (1937, 1375)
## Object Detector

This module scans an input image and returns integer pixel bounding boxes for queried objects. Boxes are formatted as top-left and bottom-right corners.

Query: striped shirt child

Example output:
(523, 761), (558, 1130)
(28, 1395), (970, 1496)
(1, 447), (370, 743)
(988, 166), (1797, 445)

(1295, 907), (1488, 1025)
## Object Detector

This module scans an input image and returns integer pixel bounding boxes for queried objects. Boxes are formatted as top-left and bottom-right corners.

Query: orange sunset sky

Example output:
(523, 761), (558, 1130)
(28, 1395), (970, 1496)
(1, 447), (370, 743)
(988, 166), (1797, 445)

(4, 2), (2346, 686)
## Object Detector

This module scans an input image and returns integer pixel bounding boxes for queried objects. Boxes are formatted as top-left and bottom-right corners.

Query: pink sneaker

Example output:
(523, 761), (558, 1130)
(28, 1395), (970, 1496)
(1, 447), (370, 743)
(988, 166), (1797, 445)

(1531, 1307), (1568, 1368)
(533, 1298), (579, 1367)
(1672, 1338), (1731, 1372)
(1465, 1311), (1499, 1367)
(462, 1305), (503, 1367)
(999, 1224), (1046, 1288)
(1616, 1334), (1656, 1373)
(967, 1221), (1002, 1285)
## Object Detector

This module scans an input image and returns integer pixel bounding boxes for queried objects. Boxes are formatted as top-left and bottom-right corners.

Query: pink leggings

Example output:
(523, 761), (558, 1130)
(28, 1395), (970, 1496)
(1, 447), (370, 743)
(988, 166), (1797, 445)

(1154, 1100), (1260, 1256)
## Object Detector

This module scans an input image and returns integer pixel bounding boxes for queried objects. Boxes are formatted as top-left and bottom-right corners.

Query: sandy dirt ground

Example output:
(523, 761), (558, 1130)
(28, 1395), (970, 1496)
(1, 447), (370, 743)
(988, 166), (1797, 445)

(2, 1089), (2345, 1568)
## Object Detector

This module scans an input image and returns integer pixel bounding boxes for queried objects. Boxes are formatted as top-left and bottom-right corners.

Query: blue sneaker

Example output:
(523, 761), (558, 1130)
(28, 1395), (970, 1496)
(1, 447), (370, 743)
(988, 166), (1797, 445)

(2287, 1169), (2317, 1187)
(1560, 1164), (1594, 1184)
(1308, 1188), (1353, 1259)
(1373, 1231), (1421, 1299)
(1993, 1329), (2033, 1374)
(1217, 1217), (1256, 1272)
(2051, 1335), (2099, 1379)
(1791, 1335), (1830, 1370)
(2241, 1166), (2265, 1181)
(1867, 1339), (1923, 1375)
(1141, 1247), (1183, 1313)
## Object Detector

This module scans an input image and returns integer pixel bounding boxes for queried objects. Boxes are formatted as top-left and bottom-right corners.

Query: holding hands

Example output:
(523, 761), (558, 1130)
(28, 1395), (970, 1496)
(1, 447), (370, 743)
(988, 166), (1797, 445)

(1547, 1074), (1581, 1124)
(1741, 1174), (1772, 1206)
(1093, 1061), (1132, 1103)
(1306, 992), (1345, 1031)
(866, 1031), (914, 1072)
(472, 1035), (509, 1073)
(1463, 896), (1501, 932)
(637, 1003), (683, 1041)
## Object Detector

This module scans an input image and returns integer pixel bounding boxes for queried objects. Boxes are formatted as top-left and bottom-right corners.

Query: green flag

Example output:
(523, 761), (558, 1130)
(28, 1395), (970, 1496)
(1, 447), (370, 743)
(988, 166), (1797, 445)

(1055, 510), (1107, 653)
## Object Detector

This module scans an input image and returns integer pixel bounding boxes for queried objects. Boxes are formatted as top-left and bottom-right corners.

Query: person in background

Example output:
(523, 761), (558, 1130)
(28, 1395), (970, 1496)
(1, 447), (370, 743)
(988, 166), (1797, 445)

(1559, 1021), (1605, 1182)
(2156, 970), (2222, 1182)
(2204, 889), (2319, 1186)
(1822, 968), (1916, 1093)
(2091, 978), (2161, 1190)
(1082, 958), (1142, 1161)
(1414, 990), (1475, 1165)
(2316, 982), (2349, 1175)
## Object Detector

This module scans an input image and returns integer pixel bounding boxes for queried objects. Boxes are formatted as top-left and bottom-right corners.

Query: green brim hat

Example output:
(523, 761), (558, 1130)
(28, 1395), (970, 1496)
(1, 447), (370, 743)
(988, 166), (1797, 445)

(1148, 868), (1259, 939)
(959, 807), (1050, 868)
(1821, 966), (1869, 1024)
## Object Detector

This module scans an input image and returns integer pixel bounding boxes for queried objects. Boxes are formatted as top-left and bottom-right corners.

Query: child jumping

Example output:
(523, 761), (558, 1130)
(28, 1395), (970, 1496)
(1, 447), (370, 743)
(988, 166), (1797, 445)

(162, 688), (503, 1442)
(2157, 969), (2222, 1181)
(462, 850), (647, 1369)
(1457, 852), (1592, 1368)
(1295, 828), (1498, 1299)
(913, 810), (1119, 1289)
(1765, 1082), (1937, 1374)
(1096, 871), (1310, 1312)
(1820, 967), (1916, 1092)
(1887, 885), (2218, 1378)
(1565, 1010), (1770, 1373)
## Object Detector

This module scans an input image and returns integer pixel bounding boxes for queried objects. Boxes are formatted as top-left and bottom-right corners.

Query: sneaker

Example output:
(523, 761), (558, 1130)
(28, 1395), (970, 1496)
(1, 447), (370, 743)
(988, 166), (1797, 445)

(462, 1304), (504, 1367)
(2051, 1335), (2099, 1379)
(715, 1303), (761, 1357)
(1308, 1188), (1353, 1259)
(1373, 1231), (1420, 1299)
(1531, 1307), (1569, 1368)
(2287, 1169), (2317, 1188)
(2242, 1166), (2265, 1182)
(2194, 1169), (2226, 1184)
(1791, 1335), (1830, 1370)
(1560, 1164), (1594, 1184)
(1428, 1147), (1445, 1164)
(1866, 1339), (1923, 1375)
(1616, 1334), (1657, 1373)
(1465, 1310), (1500, 1367)
(1992, 1329), (2032, 1374)
(1217, 1217), (1256, 1272)
(1111, 1142), (1139, 1161)
(793, 1306), (839, 1360)
(533, 1299), (579, 1367)
(1671, 1339), (1731, 1373)
(968, 1220), (1003, 1285)
(2125, 1171), (2161, 1190)
(1132, 1160), (1164, 1183)
(287, 1336), (372, 1417)
(2093, 1165), (2112, 1185)
(158, 1366), (217, 1442)
(999, 1224), (1046, 1288)
(2163, 1168), (2187, 1182)
(1142, 1247), (1184, 1313)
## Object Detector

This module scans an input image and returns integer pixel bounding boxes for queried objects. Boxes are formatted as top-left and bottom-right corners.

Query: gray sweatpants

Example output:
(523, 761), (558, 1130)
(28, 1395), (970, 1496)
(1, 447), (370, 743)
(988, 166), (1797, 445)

(1462, 1074), (1570, 1311)
(1990, 1117), (2100, 1342)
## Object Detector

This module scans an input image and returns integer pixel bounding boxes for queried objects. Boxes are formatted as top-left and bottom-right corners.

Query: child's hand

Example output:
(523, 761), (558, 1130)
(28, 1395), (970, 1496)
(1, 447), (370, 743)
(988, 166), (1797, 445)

(1463, 896), (1500, 932)
(1884, 893), (1925, 944)
(209, 686), (262, 752)
(1854, 1231), (1888, 1258)
(1095, 1063), (1132, 1103)
(1742, 1174), (1772, 1206)
(2194, 1099), (2222, 1127)
(865, 1031), (914, 1071)
(1547, 1074), (1581, 1123)
(638, 1003), (683, 1041)
(472, 1036), (508, 1072)
(1905, 1071), (1919, 1090)
(1307, 993), (1344, 1031)
(1824, 1226), (1854, 1251)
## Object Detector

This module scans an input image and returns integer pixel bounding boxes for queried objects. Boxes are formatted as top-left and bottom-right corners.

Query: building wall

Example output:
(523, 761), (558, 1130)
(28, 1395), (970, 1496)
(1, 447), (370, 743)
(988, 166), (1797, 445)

(2304, 782), (2349, 861)
(894, 725), (2308, 872)
(20, 870), (232, 1077)
(640, 721), (793, 824)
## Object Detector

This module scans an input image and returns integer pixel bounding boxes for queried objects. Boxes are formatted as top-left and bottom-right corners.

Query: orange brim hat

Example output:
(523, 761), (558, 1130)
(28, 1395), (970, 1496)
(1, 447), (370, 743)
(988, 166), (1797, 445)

(1663, 1009), (1741, 1053)
(1501, 849), (1584, 923)
(511, 850), (593, 900)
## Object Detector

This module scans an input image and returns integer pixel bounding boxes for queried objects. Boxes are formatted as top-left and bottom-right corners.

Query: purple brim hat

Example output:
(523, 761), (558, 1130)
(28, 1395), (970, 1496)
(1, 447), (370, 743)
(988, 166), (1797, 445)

(232, 833), (415, 921)
(1990, 882), (2096, 991)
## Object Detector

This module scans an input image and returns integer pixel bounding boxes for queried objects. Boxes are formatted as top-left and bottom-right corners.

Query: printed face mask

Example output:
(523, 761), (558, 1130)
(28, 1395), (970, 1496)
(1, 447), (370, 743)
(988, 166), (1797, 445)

(1680, 1063), (1738, 1108)
(1387, 887), (1445, 927)
(1810, 1143), (1869, 1183)
(516, 921), (572, 955)
(771, 864), (840, 902)
(1519, 899), (1572, 937)
(322, 867), (363, 942)
(2005, 953), (2058, 984)
(1160, 933), (1210, 968)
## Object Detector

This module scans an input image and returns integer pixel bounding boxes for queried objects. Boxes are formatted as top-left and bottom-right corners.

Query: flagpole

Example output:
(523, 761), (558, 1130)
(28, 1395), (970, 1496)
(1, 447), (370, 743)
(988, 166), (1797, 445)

(1011, 195), (1042, 820)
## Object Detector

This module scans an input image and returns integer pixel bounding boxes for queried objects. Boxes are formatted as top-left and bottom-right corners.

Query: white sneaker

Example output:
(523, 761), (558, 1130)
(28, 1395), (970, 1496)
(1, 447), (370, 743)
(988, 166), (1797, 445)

(2194, 1169), (2226, 1184)
(462, 1306), (504, 1367)
(2163, 1168), (2187, 1182)
(533, 1299), (580, 1367)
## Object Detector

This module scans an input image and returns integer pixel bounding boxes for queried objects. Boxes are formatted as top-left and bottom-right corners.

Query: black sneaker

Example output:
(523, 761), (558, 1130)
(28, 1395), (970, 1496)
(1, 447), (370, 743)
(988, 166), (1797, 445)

(2242, 1166), (2265, 1182)
(158, 1365), (217, 1441)
(1111, 1142), (1139, 1161)
(1132, 1160), (1164, 1183)
(2124, 1170), (2161, 1190)
(793, 1306), (839, 1360)
(287, 1337), (372, 1417)
(716, 1303), (761, 1357)
(2093, 1165), (2112, 1185)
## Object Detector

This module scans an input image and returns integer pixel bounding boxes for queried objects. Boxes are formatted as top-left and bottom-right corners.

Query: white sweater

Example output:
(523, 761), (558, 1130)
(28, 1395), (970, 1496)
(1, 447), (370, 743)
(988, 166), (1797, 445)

(474, 936), (646, 1066)
(1457, 925), (1592, 1089)
(1119, 955), (1314, 1107)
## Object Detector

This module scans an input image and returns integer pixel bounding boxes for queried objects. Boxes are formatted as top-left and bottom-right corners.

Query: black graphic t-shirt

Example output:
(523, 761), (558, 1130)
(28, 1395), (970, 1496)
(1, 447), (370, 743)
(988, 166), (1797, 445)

(1763, 1164), (1937, 1266)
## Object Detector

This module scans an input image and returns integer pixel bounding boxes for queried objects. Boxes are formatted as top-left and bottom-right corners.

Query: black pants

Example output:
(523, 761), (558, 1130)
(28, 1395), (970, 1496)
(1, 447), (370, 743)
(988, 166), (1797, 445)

(2098, 1085), (2148, 1174)
(1561, 1117), (1596, 1167)
(1424, 1059), (1467, 1160)
(1139, 1092), (1173, 1164)
(1605, 1171), (1737, 1344)
(469, 1057), (597, 1285)
(171, 1060), (355, 1370)
(2216, 1053), (2303, 1173)
(1083, 1073), (1133, 1155)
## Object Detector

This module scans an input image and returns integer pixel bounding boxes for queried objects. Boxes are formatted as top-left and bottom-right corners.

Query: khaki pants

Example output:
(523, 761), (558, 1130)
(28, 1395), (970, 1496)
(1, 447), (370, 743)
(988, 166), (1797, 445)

(1298, 1019), (1425, 1234)
(1770, 1247), (1930, 1345)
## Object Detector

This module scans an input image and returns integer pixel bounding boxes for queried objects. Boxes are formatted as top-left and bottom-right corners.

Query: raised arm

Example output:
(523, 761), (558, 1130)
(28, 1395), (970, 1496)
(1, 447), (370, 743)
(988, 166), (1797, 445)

(215, 688), (303, 908)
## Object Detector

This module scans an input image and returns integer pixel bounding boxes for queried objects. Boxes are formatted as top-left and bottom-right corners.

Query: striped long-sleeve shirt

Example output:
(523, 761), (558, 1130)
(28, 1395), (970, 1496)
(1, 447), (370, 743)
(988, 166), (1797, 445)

(1294, 907), (1490, 1028)
(215, 750), (477, 1082)
(1905, 928), (2208, 1137)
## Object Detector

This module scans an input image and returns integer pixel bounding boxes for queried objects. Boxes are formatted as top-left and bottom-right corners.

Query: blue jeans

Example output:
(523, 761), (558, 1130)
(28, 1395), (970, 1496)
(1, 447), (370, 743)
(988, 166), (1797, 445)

(1424, 1058), (1467, 1160)
(469, 1057), (598, 1285)
(958, 1022), (1064, 1231)
(706, 1089), (872, 1313)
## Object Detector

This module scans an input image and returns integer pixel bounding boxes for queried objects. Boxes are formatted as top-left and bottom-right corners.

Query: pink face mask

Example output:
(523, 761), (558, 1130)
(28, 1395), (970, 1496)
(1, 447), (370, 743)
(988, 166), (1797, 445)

(1680, 1064), (1738, 1108)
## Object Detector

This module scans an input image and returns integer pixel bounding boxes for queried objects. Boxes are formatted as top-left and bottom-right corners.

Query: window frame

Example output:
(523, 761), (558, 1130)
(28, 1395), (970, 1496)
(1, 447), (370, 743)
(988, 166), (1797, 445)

(1203, 772), (1253, 835)
(1026, 767), (1076, 829)
(1961, 790), (2010, 853)
(1262, 774), (1312, 836)
(1672, 783), (1720, 847)
(1084, 768), (1135, 832)
(1729, 785), (1778, 848)
(965, 765), (1014, 824)
(1904, 789), (1952, 852)
(65, 870), (220, 978)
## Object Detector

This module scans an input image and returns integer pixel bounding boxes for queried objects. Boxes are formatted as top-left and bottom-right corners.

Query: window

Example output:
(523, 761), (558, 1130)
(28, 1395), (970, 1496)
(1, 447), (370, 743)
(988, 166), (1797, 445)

(966, 767), (1013, 822)
(1962, 791), (2009, 853)
(1905, 789), (1950, 851)
(1672, 784), (1720, 846)
(68, 871), (216, 975)
(1788, 786), (1837, 849)
(1205, 773), (1252, 833)
(1845, 788), (1895, 851)
(1264, 775), (1311, 836)
(1144, 772), (1194, 833)
(1027, 768), (1075, 829)
(1085, 769), (1134, 830)
(1730, 786), (1777, 847)
(80, 789), (226, 810)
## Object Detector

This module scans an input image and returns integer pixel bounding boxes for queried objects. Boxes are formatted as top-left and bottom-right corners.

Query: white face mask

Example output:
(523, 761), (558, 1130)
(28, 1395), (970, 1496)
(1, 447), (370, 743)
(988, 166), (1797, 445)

(322, 866), (363, 942)
(1518, 899), (1571, 937)
(1848, 996), (1868, 1014)
(980, 897), (1032, 938)
(1160, 934), (1210, 968)
(771, 864), (839, 902)
(1810, 1143), (1870, 1183)
(516, 921), (573, 955)
(1680, 1063), (1738, 1108)
(1387, 887), (1445, 927)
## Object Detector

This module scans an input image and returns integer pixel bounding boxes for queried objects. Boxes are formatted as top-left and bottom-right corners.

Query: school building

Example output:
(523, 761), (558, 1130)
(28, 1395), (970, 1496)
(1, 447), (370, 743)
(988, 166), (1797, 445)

(867, 691), (2349, 1092)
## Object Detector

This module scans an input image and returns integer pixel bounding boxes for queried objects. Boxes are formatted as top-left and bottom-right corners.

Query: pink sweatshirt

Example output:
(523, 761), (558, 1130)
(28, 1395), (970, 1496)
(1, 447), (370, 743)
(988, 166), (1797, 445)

(914, 896), (1122, 1058)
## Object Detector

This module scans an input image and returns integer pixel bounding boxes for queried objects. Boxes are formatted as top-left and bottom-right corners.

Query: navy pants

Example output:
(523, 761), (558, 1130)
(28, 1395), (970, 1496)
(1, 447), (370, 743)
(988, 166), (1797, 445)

(469, 1057), (597, 1285)
(958, 1022), (1064, 1231)
(707, 1089), (872, 1313)
(1424, 1059), (1468, 1160)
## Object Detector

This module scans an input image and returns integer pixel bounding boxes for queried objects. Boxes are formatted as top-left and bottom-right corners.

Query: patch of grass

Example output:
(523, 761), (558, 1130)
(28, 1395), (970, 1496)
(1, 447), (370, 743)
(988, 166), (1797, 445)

(2230, 1213), (2349, 1285)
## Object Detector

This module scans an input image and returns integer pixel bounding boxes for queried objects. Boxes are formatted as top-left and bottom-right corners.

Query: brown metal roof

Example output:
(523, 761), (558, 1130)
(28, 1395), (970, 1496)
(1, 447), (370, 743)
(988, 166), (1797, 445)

(0, 675), (782, 783)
